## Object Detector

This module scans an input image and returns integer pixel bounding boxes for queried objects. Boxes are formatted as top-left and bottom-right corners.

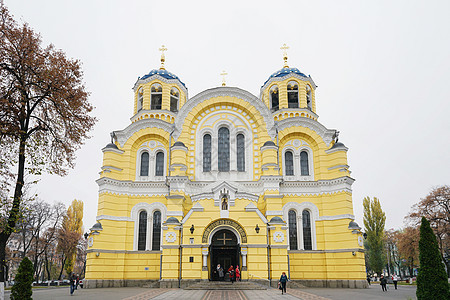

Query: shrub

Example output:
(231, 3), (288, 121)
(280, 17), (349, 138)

(10, 257), (34, 300)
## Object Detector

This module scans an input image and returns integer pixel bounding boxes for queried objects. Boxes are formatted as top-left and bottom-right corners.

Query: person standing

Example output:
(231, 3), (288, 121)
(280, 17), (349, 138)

(279, 272), (288, 295)
(228, 265), (234, 283)
(366, 274), (371, 285)
(392, 274), (398, 290)
(218, 265), (224, 281)
(380, 275), (387, 292)
(69, 272), (76, 295)
(235, 265), (241, 282)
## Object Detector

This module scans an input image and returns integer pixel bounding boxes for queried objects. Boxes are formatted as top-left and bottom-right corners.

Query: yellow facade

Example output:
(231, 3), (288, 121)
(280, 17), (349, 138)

(85, 61), (367, 289)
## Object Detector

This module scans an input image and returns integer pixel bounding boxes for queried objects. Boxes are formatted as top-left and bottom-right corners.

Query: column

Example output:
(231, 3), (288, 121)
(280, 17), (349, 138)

(241, 248), (248, 271)
(202, 248), (208, 271)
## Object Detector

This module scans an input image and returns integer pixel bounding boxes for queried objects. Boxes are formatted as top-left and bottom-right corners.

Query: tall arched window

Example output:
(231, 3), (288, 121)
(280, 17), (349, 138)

(203, 134), (211, 172)
(306, 85), (312, 110)
(288, 210), (298, 250)
(236, 134), (245, 172)
(287, 81), (299, 108)
(300, 151), (309, 176)
(137, 88), (144, 111)
(151, 83), (162, 110)
(285, 151), (294, 176)
(155, 152), (164, 176)
(302, 210), (312, 250)
(270, 85), (279, 112)
(138, 211), (147, 251)
(140, 152), (149, 176)
(152, 211), (161, 250)
(170, 87), (179, 112)
(218, 127), (230, 172)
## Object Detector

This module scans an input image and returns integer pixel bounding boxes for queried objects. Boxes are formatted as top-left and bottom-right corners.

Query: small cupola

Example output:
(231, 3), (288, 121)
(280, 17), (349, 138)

(131, 45), (188, 123)
(261, 44), (317, 120)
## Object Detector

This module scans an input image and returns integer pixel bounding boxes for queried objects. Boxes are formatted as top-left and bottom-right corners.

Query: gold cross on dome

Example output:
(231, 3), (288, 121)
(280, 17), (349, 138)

(280, 43), (289, 68)
(159, 45), (167, 70)
(220, 70), (228, 86)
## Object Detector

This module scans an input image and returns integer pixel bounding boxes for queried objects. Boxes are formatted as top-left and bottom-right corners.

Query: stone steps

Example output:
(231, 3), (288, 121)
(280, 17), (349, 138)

(185, 281), (267, 290)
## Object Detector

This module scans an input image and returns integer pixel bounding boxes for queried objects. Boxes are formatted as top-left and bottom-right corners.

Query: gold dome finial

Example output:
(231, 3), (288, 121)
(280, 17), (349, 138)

(159, 45), (167, 70)
(220, 70), (228, 86)
(280, 43), (290, 68)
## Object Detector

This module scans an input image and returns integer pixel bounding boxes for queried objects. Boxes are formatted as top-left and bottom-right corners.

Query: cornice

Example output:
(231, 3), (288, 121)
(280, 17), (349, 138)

(114, 118), (174, 147)
(133, 74), (188, 96)
(280, 176), (355, 196)
(96, 177), (169, 196)
(173, 87), (276, 140)
(260, 73), (317, 95)
(276, 117), (336, 147)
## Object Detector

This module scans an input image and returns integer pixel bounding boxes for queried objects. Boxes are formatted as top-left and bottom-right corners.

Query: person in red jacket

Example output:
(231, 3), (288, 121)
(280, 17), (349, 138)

(228, 265), (235, 283)
(235, 265), (241, 281)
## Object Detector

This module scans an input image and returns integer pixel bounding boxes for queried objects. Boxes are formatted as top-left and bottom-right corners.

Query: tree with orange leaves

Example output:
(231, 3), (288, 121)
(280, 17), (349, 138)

(0, 5), (96, 293)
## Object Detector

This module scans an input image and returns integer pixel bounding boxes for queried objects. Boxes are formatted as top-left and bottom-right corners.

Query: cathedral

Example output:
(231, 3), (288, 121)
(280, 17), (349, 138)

(85, 45), (367, 289)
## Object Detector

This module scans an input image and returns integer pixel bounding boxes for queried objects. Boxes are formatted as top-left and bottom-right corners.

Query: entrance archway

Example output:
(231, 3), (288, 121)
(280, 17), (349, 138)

(210, 229), (239, 281)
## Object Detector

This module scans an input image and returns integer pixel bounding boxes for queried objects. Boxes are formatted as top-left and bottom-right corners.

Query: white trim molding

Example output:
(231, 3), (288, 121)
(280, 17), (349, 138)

(131, 202), (168, 251)
(277, 117), (336, 147)
(96, 177), (169, 196)
(114, 118), (173, 148)
(280, 176), (355, 196)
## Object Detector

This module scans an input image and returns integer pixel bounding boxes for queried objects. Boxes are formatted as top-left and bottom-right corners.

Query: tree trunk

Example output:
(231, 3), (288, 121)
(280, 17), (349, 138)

(58, 256), (66, 280)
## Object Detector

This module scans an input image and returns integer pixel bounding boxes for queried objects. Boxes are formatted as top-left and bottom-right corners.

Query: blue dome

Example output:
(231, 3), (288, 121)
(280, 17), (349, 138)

(263, 67), (308, 86)
(140, 69), (186, 89)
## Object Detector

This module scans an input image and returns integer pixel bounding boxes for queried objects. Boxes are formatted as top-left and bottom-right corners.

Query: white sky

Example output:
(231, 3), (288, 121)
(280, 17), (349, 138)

(6, 0), (450, 233)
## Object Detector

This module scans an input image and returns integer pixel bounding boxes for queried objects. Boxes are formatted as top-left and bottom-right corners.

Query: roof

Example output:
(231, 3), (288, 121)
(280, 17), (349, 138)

(173, 141), (186, 147)
(263, 141), (276, 147)
(165, 217), (180, 224)
(330, 142), (346, 149)
(105, 143), (119, 150)
(269, 216), (284, 224)
(263, 67), (308, 86)
(139, 69), (186, 88)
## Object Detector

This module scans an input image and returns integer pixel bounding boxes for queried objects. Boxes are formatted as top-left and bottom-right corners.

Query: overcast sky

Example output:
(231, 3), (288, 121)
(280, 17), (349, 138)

(6, 0), (450, 233)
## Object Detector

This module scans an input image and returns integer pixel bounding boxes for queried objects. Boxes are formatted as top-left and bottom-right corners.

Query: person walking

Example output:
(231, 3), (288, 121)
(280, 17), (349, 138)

(69, 272), (76, 295)
(366, 274), (371, 285)
(235, 265), (241, 282)
(75, 274), (79, 290)
(279, 272), (288, 295)
(380, 275), (387, 292)
(392, 274), (398, 290)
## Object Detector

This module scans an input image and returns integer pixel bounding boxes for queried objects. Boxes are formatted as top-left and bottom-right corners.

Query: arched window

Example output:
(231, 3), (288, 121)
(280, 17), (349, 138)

(287, 81), (299, 108)
(302, 210), (312, 250)
(270, 85), (279, 112)
(155, 152), (164, 176)
(288, 210), (298, 250)
(236, 134), (245, 172)
(300, 151), (309, 176)
(152, 211), (161, 250)
(285, 151), (294, 176)
(170, 87), (179, 113)
(218, 127), (230, 172)
(203, 134), (211, 172)
(137, 88), (144, 111)
(140, 152), (149, 176)
(306, 85), (312, 110)
(138, 211), (147, 251)
(151, 83), (162, 110)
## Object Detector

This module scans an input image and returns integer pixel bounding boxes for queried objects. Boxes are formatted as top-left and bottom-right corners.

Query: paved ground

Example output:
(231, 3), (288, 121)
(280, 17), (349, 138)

(4, 284), (417, 300)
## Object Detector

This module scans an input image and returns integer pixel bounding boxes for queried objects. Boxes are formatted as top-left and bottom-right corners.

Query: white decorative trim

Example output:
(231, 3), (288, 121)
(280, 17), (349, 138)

(266, 211), (283, 216)
(101, 147), (124, 154)
(280, 176), (355, 196)
(101, 165), (123, 172)
(277, 117), (336, 147)
(325, 144), (349, 154)
(181, 202), (204, 224)
(96, 177), (169, 196)
(173, 87), (276, 140)
(317, 214), (355, 221)
(282, 144), (314, 181)
(135, 145), (167, 181)
(96, 215), (133, 222)
(208, 225), (241, 245)
(273, 231), (285, 243)
(245, 203), (268, 224)
(114, 118), (173, 148)
(327, 164), (349, 171)
(165, 232), (177, 243)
